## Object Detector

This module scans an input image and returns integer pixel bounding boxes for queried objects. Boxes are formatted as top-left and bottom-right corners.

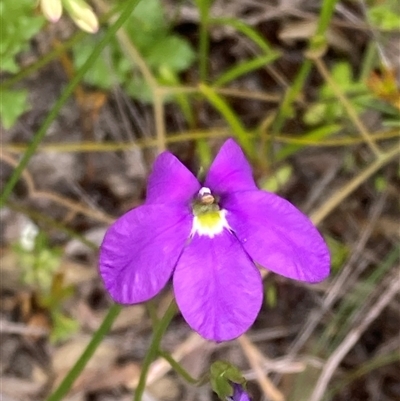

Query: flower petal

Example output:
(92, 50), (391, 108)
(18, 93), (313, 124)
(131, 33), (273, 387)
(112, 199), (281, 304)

(173, 231), (263, 341)
(99, 204), (192, 304)
(146, 151), (200, 205)
(232, 383), (251, 401)
(224, 191), (330, 282)
(204, 139), (257, 195)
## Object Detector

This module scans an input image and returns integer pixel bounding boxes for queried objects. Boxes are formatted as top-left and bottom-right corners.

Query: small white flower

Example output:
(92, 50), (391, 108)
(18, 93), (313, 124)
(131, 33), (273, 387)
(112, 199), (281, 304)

(40, 0), (63, 22)
(20, 221), (39, 251)
(63, 0), (99, 33)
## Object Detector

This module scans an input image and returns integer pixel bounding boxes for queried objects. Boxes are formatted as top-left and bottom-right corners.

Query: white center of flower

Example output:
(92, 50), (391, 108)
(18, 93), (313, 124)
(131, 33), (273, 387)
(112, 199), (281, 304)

(191, 187), (230, 238)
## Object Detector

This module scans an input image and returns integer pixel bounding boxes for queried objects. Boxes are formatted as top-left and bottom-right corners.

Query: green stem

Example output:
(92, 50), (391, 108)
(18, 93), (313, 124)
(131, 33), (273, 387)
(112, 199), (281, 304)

(0, 0), (142, 207)
(196, 0), (212, 81)
(315, 0), (339, 36)
(145, 299), (159, 327)
(133, 300), (178, 401)
(159, 350), (207, 386)
(45, 304), (122, 401)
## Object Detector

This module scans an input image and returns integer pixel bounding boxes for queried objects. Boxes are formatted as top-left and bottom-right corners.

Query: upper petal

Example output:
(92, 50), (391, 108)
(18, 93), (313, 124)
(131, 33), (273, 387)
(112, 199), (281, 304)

(224, 190), (330, 283)
(173, 231), (263, 341)
(204, 139), (257, 196)
(99, 204), (192, 304)
(146, 151), (201, 205)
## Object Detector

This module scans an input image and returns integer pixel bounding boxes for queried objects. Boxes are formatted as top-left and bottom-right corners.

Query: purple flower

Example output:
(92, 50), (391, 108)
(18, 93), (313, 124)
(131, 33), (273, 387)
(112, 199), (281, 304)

(228, 383), (251, 401)
(99, 139), (330, 341)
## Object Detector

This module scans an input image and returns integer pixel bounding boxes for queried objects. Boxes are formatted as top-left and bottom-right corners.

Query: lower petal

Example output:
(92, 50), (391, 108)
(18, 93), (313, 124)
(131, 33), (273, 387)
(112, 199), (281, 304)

(173, 231), (262, 341)
(99, 205), (192, 304)
(224, 190), (330, 283)
(232, 383), (251, 401)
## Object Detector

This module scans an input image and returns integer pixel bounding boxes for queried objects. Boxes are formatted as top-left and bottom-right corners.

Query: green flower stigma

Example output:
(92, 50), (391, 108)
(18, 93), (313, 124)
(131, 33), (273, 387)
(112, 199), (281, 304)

(195, 210), (223, 229)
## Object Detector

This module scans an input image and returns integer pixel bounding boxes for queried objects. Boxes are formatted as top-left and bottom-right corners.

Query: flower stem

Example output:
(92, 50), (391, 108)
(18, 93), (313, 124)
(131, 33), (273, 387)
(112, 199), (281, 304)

(145, 299), (159, 327)
(133, 300), (178, 401)
(45, 304), (122, 401)
(196, 0), (212, 81)
(159, 350), (208, 386)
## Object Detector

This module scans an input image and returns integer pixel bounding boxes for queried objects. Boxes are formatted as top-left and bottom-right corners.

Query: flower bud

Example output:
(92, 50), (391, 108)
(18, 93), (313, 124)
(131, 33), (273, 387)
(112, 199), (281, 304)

(62, 0), (99, 33)
(40, 0), (63, 22)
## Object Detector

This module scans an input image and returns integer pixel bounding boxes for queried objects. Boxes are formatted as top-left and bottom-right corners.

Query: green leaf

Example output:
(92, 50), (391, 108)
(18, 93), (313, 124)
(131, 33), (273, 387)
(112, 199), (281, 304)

(260, 164), (293, 193)
(325, 235), (349, 272)
(72, 0), (195, 103)
(368, 4), (400, 30)
(374, 175), (388, 192)
(0, 88), (29, 129)
(128, 0), (166, 32)
(146, 35), (196, 72)
(304, 62), (371, 125)
(0, 0), (45, 73)
(125, 77), (154, 102)
(73, 37), (114, 89)
(73, 34), (135, 90)
(210, 361), (246, 399)
(50, 311), (79, 343)
(303, 103), (327, 126)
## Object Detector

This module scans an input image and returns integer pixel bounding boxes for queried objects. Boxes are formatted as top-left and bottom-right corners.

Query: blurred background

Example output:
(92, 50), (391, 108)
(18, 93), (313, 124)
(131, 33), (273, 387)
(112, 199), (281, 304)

(1, 0), (399, 400)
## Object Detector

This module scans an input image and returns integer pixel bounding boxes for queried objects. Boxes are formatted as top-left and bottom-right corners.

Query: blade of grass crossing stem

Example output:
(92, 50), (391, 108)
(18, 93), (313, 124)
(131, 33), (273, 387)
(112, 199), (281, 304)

(45, 304), (122, 401)
(214, 53), (281, 88)
(160, 69), (195, 127)
(199, 83), (254, 157)
(275, 124), (341, 161)
(272, 59), (313, 133)
(0, 0), (142, 207)
(272, 0), (339, 133)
